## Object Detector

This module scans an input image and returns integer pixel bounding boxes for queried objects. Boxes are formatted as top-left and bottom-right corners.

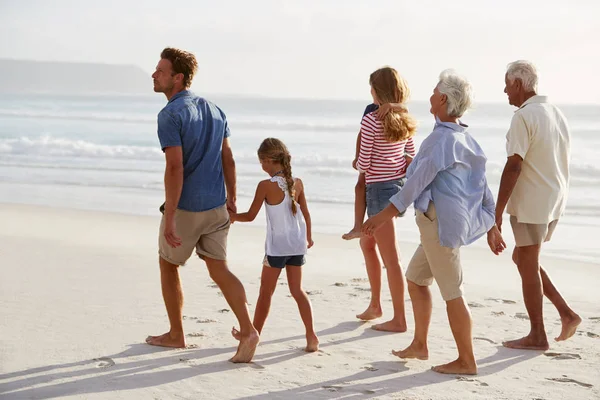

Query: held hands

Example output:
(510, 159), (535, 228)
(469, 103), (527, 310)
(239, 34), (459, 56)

(361, 214), (385, 237)
(227, 197), (237, 224)
(487, 225), (506, 255)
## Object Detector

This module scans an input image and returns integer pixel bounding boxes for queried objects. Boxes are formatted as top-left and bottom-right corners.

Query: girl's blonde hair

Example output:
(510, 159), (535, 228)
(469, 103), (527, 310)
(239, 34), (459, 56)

(369, 67), (418, 142)
(257, 138), (297, 215)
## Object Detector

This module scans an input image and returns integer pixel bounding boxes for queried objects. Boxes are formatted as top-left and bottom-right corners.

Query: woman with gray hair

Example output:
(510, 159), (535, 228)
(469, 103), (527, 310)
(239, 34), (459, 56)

(362, 70), (506, 375)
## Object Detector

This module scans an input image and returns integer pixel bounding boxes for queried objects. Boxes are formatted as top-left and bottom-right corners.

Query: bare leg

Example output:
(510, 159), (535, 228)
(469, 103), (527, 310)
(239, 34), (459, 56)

(371, 220), (407, 332)
(205, 257), (259, 363)
(432, 296), (477, 375)
(286, 266), (319, 352)
(503, 245), (549, 350)
(356, 235), (383, 321)
(393, 281), (430, 360)
(343, 173), (366, 240)
(146, 257), (186, 348)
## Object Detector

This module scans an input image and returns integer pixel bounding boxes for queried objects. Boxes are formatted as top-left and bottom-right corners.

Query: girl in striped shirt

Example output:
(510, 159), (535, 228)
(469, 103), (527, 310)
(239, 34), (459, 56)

(348, 66), (418, 331)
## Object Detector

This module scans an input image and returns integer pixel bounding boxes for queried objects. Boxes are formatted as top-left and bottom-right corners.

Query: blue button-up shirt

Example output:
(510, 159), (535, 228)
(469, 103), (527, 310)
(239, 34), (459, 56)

(390, 119), (495, 248)
(157, 90), (230, 212)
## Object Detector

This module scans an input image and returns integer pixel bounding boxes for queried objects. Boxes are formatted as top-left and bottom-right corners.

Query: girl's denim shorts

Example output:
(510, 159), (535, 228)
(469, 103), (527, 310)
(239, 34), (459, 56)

(366, 178), (406, 218)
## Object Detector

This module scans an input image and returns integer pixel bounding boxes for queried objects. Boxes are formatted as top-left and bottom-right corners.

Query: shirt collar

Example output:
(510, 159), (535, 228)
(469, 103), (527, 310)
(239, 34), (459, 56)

(519, 95), (547, 109)
(168, 89), (192, 103)
(434, 116), (469, 132)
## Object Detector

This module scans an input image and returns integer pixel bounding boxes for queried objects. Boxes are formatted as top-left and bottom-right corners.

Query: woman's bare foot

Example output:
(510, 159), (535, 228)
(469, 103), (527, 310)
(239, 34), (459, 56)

(502, 335), (549, 351)
(230, 329), (260, 363)
(342, 228), (362, 240)
(432, 358), (477, 375)
(356, 306), (382, 321)
(305, 333), (320, 352)
(231, 327), (241, 341)
(371, 319), (407, 333)
(145, 332), (186, 348)
(392, 341), (428, 360)
(555, 313), (582, 342)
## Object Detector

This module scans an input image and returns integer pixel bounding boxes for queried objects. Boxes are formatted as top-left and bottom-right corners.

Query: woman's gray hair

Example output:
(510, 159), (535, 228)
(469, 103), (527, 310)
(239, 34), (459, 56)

(506, 60), (538, 92)
(436, 69), (473, 118)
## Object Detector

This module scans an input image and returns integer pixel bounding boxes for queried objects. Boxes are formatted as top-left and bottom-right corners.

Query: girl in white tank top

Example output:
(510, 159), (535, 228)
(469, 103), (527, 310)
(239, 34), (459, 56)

(229, 138), (319, 352)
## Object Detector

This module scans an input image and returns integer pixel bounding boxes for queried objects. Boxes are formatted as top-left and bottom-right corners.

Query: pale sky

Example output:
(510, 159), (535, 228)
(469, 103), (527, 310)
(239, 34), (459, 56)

(1, 0), (598, 103)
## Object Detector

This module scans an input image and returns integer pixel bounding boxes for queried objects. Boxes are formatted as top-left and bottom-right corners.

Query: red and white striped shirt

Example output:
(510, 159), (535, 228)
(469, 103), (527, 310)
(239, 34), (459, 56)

(357, 112), (416, 184)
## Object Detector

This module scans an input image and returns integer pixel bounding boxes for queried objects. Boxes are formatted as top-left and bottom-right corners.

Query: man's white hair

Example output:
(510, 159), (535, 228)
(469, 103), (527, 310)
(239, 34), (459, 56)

(506, 60), (538, 92)
(436, 69), (473, 118)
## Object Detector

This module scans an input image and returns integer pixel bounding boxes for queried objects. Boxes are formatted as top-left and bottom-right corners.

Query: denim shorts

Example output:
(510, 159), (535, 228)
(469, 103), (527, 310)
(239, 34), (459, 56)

(263, 254), (306, 269)
(366, 178), (406, 217)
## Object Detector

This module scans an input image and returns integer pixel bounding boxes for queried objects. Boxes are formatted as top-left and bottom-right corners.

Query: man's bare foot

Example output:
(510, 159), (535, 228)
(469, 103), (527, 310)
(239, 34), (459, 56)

(356, 306), (382, 321)
(231, 327), (241, 341)
(372, 319), (407, 333)
(555, 313), (582, 342)
(305, 333), (320, 352)
(392, 341), (428, 360)
(502, 335), (549, 351)
(342, 228), (362, 240)
(432, 358), (477, 375)
(230, 330), (260, 363)
(145, 332), (186, 348)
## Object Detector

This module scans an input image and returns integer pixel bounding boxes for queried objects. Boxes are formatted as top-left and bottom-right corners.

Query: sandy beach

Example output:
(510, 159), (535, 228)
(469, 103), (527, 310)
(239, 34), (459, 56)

(0, 203), (598, 399)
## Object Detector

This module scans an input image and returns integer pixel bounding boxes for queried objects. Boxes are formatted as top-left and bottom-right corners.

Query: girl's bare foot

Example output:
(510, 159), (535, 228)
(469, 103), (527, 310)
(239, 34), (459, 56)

(356, 306), (382, 321)
(145, 332), (186, 348)
(392, 341), (428, 360)
(342, 228), (362, 240)
(371, 319), (407, 333)
(305, 333), (320, 352)
(432, 358), (477, 375)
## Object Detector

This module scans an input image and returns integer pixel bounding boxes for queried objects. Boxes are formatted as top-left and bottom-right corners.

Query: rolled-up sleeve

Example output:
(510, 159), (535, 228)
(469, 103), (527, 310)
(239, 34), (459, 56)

(157, 110), (182, 151)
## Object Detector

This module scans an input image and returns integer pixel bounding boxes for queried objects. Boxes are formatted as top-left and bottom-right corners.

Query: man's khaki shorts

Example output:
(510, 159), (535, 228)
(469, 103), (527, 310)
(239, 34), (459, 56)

(510, 216), (558, 247)
(405, 202), (463, 301)
(159, 205), (230, 266)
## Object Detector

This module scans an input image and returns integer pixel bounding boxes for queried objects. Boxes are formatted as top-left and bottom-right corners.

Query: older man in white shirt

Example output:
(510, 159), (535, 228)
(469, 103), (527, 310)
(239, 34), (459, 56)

(495, 60), (581, 351)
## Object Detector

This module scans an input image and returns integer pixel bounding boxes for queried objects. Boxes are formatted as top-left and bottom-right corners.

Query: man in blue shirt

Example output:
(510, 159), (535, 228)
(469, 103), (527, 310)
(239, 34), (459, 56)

(146, 48), (259, 363)
(363, 70), (506, 375)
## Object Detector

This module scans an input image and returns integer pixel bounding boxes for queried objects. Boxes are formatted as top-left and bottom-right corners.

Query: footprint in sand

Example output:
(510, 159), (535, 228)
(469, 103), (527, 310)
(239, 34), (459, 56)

(197, 318), (219, 323)
(491, 311), (505, 316)
(186, 332), (205, 337)
(351, 278), (369, 283)
(474, 337), (497, 344)
(514, 312), (530, 320)
(544, 352), (582, 360)
(586, 332), (599, 338)
(279, 282), (288, 286)
(361, 389), (377, 394)
(218, 309), (230, 313)
(94, 357), (115, 368)
(322, 385), (344, 392)
(485, 298), (517, 304)
(545, 377), (593, 388)
(468, 302), (486, 308)
(348, 293), (358, 297)
(207, 284), (219, 288)
(589, 317), (600, 323)
(306, 290), (323, 295)
(354, 287), (371, 292)
(334, 282), (348, 287)
(364, 366), (379, 372)
(456, 377), (489, 387)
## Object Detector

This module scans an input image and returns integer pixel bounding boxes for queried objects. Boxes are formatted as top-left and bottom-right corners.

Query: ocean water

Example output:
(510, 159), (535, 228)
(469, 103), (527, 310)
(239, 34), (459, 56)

(1, 93), (599, 263)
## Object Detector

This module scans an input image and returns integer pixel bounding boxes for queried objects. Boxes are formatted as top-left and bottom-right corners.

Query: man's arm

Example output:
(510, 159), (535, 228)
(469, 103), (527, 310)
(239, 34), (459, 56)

(222, 137), (237, 213)
(163, 146), (184, 248)
(495, 154), (523, 231)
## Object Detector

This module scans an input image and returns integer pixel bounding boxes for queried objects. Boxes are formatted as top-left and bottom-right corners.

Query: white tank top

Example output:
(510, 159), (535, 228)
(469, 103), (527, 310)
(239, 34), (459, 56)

(264, 176), (308, 257)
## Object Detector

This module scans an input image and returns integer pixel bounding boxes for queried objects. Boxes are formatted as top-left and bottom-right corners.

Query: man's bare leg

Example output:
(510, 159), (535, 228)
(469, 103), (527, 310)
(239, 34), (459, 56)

(432, 296), (477, 375)
(393, 281), (430, 360)
(205, 257), (259, 363)
(287, 266), (319, 352)
(146, 257), (186, 348)
(539, 266), (581, 341)
(503, 245), (549, 350)
(343, 173), (366, 240)
(356, 235), (383, 321)
(371, 220), (407, 332)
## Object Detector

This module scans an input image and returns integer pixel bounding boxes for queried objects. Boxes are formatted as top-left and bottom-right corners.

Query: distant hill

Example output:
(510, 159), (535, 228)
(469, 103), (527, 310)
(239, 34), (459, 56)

(0, 59), (151, 95)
